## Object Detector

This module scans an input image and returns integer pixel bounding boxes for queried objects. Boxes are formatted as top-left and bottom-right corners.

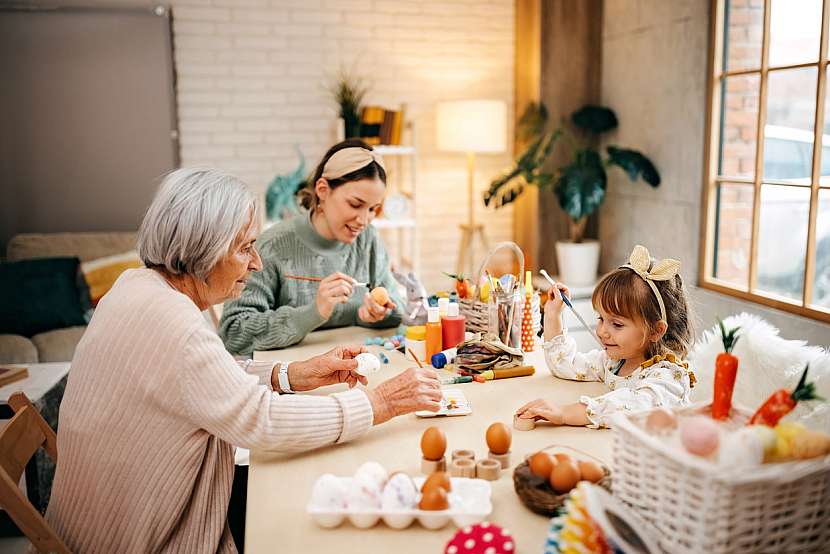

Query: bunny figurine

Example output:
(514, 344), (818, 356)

(392, 270), (428, 326)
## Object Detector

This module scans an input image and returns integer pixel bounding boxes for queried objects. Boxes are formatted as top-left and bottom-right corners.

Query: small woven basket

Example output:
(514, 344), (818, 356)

(611, 403), (830, 554)
(512, 444), (612, 517)
(459, 241), (525, 336)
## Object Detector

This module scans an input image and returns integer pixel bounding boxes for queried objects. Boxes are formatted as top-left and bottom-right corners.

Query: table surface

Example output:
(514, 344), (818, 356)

(247, 327), (611, 553)
(0, 362), (70, 404)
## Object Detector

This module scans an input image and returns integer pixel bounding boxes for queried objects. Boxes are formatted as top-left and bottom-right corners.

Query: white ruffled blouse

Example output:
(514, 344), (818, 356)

(543, 330), (696, 428)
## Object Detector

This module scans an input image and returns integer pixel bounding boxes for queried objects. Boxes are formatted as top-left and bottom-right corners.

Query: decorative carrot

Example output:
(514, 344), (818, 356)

(443, 272), (471, 299)
(711, 319), (740, 420)
(749, 365), (824, 427)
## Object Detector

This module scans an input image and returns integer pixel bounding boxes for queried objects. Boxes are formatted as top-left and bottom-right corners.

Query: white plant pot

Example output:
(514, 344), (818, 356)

(555, 240), (600, 286)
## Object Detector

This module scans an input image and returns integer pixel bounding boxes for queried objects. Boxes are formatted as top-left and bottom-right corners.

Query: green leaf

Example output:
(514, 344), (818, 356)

(517, 102), (549, 141)
(571, 106), (618, 134)
(606, 146), (661, 187)
(483, 130), (561, 208)
(554, 149), (607, 221)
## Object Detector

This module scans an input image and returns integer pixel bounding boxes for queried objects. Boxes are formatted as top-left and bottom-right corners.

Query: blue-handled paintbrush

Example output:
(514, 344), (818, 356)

(540, 269), (604, 348)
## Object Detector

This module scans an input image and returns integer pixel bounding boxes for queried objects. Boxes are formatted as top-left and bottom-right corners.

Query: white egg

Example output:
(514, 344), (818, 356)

(346, 475), (382, 511)
(718, 427), (763, 467)
(310, 473), (348, 510)
(354, 461), (388, 489)
(355, 353), (381, 376)
(381, 473), (418, 511)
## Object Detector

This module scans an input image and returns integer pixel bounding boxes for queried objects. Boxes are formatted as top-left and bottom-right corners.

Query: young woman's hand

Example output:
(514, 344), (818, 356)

(315, 272), (355, 320)
(358, 292), (396, 323)
(543, 282), (570, 340)
(515, 398), (564, 425)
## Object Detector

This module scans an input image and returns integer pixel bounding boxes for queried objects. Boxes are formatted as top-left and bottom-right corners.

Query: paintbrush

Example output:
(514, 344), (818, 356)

(407, 348), (424, 368)
(539, 269), (604, 348)
(284, 274), (370, 287)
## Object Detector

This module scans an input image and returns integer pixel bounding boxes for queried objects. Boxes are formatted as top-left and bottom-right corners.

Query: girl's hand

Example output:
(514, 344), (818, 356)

(543, 283), (570, 340)
(515, 398), (564, 425)
(315, 272), (355, 320)
(358, 292), (396, 323)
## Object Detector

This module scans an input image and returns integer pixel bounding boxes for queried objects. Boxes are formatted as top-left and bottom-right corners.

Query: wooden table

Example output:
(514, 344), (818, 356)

(247, 327), (611, 553)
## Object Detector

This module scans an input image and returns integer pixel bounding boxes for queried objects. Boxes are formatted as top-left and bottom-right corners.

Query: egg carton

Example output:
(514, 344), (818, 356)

(307, 477), (492, 530)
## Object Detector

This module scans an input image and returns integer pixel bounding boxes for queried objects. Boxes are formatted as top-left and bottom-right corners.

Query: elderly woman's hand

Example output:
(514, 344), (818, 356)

(365, 367), (442, 425)
(283, 345), (367, 392)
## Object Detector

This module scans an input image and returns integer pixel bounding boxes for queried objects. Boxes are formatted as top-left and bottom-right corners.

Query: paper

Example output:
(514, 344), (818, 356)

(415, 388), (472, 417)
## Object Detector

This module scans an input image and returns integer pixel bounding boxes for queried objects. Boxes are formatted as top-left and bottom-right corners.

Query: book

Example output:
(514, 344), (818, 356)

(0, 366), (29, 388)
(360, 105), (386, 145)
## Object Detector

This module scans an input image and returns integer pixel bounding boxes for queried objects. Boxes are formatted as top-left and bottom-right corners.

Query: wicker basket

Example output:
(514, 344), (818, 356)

(459, 241), (525, 337)
(512, 444), (611, 517)
(611, 403), (830, 554)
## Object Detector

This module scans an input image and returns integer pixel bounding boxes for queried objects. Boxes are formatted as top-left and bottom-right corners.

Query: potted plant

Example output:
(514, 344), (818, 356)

(484, 103), (660, 285)
(329, 68), (368, 139)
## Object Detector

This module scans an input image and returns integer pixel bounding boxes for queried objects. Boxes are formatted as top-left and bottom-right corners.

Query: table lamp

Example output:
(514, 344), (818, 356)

(436, 99), (507, 276)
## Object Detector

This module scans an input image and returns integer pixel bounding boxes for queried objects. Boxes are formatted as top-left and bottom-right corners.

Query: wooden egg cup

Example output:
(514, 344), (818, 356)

(421, 456), (446, 474)
(487, 450), (511, 469)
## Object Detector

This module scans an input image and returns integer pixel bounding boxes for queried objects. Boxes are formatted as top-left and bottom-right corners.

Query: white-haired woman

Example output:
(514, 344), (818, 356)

(43, 168), (441, 554)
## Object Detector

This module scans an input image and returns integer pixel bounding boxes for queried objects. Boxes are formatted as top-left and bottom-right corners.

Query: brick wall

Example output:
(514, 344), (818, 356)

(171, 0), (516, 293)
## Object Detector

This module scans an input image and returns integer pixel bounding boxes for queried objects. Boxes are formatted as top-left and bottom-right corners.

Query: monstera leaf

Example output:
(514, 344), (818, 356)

(606, 146), (661, 187)
(517, 102), (549, 142)
(483, 129), (560, 207)
(554, 149), (607, 221)
(571, 106), (618, 134)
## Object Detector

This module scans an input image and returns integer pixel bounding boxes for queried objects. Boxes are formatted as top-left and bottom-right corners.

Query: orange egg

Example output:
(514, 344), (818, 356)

(553, 453), (572, 465)
(577, 460), (604, 483)
(486, 422), (512, 455)
(418, 486), (449, 510)
(420, 427), (447, 461)
(370, 286), (390, 306)
(550, 460), (581, 494)
(421, 471), (451, 493)
(529, 452), (555, 478)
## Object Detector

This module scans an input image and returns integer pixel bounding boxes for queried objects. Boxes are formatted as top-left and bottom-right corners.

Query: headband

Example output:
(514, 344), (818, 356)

(619, 245), (680, 323)
(321, 147), (386, 181)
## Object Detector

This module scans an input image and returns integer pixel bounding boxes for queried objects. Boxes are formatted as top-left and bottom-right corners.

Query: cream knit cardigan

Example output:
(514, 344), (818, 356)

(44, 268), (372, 553)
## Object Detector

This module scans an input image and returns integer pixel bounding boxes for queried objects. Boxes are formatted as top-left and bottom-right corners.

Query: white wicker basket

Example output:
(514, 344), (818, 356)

(611, 403), (830, 554)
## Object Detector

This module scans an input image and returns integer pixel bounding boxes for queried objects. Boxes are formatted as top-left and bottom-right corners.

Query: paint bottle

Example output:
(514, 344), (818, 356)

(438, 297), (450, 318)
(425, 307), (443, 362)
(441, 302), (466, 350)
(405, 325), (427, 363)
(431, 347), (458, 369)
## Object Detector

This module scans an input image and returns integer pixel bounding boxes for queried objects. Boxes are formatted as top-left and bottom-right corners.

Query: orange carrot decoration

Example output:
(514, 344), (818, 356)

(749, 364), (824, 427)
(711, 320), (740, 420)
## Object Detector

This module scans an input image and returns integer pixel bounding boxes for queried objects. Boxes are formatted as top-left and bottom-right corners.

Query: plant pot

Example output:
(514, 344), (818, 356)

(555, 240), (599, 286)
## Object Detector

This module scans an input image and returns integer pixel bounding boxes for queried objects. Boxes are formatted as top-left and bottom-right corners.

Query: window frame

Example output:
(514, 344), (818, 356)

(700, 0), (830, 323)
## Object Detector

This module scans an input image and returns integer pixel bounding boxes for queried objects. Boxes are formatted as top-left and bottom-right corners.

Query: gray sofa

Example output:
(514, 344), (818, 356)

(0, 232), (136, 364)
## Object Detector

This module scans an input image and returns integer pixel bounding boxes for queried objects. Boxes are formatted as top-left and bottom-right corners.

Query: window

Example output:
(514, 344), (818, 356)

(701, 0), (830, 323)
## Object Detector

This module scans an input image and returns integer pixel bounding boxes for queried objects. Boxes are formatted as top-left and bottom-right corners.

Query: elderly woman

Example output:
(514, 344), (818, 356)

(44, 168), (441, 553)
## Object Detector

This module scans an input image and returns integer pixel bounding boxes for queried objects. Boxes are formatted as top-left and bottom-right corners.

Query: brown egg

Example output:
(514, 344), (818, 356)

(370, 286), (390, 306)
(485, 422), (512, 455)
(418, 486), (449, 511)
(549, 460), (581, 494)
(421, 471), (452, 493)
(420, 427), (447, 461)
(577, 460), (604, 483)
(529, 452), (556, 478)
(553, 453), (572, 465)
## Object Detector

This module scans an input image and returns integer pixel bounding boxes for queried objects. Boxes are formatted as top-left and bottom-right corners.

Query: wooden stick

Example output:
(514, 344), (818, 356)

(407, 348), (424, 368)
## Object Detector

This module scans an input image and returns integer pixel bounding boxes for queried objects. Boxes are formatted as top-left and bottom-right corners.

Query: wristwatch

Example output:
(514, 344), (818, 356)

(277, 361), (294, 394)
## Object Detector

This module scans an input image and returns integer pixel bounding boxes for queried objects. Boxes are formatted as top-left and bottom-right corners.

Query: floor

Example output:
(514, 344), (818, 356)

(0, 536), (29, 553)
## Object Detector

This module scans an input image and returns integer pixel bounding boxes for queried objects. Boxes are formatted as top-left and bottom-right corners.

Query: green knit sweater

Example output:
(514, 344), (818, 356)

(219, 213), (403, 355)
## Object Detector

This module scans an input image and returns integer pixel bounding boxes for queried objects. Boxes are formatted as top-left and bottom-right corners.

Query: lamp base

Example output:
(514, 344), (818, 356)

(457, 223), (489, 276)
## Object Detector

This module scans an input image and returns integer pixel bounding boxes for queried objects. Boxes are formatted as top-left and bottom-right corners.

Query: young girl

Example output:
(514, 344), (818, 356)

(516, 245), (696, 428)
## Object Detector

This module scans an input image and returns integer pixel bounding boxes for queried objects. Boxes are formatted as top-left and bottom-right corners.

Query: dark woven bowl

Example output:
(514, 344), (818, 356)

(512, 445), (612, 516)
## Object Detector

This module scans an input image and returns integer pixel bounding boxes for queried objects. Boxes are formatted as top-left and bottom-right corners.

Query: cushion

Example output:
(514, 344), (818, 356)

(31, 326), (88, 362)
(0, 257), (91, 337)
(0, 334), (39, 364)
(81, 250), (143, 305)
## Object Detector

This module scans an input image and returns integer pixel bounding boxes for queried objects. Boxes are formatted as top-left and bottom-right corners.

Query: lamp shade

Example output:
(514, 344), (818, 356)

(436, 99), (507, 153)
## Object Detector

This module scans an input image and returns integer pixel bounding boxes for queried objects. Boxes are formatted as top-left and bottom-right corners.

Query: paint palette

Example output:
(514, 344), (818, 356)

(415, 389), (472, 417)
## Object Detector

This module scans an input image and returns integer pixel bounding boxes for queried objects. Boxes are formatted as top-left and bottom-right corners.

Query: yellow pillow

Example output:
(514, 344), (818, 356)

(81, 251), (143, 305)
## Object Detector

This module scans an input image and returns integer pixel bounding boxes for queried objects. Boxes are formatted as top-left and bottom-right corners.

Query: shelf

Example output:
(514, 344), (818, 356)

(371, 218), (416, 229)
(373, 145), (416, 156)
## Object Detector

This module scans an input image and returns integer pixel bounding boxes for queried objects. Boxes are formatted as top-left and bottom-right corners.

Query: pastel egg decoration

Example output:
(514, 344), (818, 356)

(354, 461), (388, 490)
(680, 416), (720, 458)
(355, 353), (381, 377)
(346, 475), (383, 511)
(718, 426), (764, 467)
(645, 408), (678, 434)
(381, 472), (418, 511)
(310, 473), (348, 510)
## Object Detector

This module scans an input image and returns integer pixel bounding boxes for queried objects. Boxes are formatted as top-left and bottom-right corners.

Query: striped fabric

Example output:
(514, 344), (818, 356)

(44, 268), (372, 553)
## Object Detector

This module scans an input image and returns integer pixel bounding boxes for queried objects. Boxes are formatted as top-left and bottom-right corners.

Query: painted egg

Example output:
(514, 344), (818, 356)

(310, 473), (348, 510)
(421, 471), (452, 493)
(550, 460), (581, 494)
(718, 427), (763, 467)
(354, 461), (387, 489)
(381, 472), (418, 511)
(346, 475), (382, 511)
(371, 286), (390, 306)
(486, 422), (512, 455)
(421, 426), (447, 461)
(645, 408), (678, 434)
(680, 416), (720, 457)
(529, 452), (556, 478)
(355, 353), (381, 377)
(418, 486), (449, 511)
(577, 460), (604, 483)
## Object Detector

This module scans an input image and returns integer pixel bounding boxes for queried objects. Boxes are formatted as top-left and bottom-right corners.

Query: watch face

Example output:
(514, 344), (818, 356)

(382, 193), (409, 219)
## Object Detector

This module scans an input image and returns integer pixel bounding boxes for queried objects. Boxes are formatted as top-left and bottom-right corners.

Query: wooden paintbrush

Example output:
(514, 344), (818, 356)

(284, 274), (370, 287)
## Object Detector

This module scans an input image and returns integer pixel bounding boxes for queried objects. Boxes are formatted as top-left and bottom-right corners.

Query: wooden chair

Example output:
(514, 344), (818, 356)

(0, 392), (70, 553)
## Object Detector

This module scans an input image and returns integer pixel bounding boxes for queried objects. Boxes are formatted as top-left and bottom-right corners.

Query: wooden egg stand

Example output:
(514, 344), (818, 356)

(419, 423), (513, 481)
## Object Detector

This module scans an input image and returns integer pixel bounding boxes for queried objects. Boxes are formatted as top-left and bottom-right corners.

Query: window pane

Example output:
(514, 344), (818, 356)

(769, 0), (822, 67)
(723, 0), (764, 72)
(713, 182), (754, 287)
(812, 190), (830, 308)
(756, 185), (810, 300)
(822, 65), (830, 185)
(719, 74), (760, 178)
(764, 67), (817, 183)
